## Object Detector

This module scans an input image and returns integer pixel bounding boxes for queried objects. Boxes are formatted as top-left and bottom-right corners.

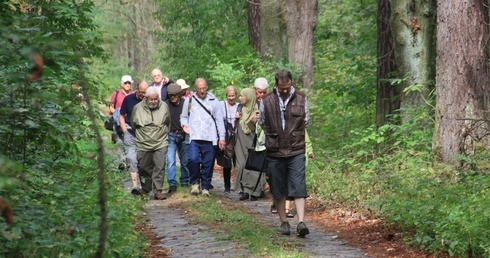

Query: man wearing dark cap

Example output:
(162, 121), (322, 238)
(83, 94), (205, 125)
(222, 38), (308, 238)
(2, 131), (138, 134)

(165, 83), (190, 194)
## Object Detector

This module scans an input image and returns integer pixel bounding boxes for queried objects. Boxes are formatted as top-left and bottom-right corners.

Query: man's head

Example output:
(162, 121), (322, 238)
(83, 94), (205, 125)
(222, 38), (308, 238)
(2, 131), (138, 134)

(151, 69), (163, 84)
(145, 87), (160, 109)
(136, 80), (149, 100)
(275, 70), (293, 99)
(121, 75), (133, 92)
(167, 83), (182, 104)
(194, 78), (208, 99)
(253, 77), (268, 101)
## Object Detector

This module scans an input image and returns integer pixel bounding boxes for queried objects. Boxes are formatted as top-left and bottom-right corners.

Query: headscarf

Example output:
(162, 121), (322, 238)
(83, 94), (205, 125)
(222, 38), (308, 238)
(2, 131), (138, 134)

(239, 88), (257, 134)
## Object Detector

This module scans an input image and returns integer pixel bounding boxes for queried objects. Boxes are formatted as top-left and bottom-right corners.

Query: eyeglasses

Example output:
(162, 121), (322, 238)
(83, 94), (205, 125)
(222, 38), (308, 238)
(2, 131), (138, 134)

(123, 81), (131, 85)
(152, 74), (162, 78)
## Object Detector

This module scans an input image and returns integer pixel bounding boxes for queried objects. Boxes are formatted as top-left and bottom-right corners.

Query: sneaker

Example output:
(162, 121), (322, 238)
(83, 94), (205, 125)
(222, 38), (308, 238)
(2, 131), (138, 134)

(202, 189), (210, 196)
(154, 191), (167, 200)
(296, 222), (309, 237)
(279, 221), (291, 235)
(118, 162), (126, 171)
(286, 209), (295, 218)
(168, 185), (177, 194)
(131, 187), (141, 195)
(191, 184), (200, 195)
(223, 188), (231, 193)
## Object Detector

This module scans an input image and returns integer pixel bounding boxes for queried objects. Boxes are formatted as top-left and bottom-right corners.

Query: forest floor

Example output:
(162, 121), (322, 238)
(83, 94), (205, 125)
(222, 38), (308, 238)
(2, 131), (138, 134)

(137, 166), (443, 258)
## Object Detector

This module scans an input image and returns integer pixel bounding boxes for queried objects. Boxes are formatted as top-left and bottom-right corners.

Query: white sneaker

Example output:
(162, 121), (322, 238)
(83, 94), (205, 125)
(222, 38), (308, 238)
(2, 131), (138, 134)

(202, 189), (210, 196)
(191, 184), (200, 195)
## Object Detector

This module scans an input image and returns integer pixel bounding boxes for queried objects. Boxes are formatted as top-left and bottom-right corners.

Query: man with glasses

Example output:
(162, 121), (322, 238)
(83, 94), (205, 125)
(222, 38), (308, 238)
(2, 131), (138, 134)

(150, 68), (173, 101)
(181, 78), (226, 196)
(109, 75), (134, 144)
(131, 87), (171, 200)
(259, 70), (310, 238)
(119, 81), (149, 196)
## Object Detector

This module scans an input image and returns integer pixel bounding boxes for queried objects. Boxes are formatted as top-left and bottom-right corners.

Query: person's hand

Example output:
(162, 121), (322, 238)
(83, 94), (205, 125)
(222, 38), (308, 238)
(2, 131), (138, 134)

(163, 76), (170, 83)
(235, 112), (241, 119)
(250, 112), (259, 123)
(309, 153), (315, 159)
(219, 140), (226, 150)
(183, 125), (190, 134)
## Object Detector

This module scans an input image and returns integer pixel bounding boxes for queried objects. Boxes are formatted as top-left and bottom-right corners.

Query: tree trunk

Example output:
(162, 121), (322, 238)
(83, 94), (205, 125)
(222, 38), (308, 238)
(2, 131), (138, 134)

(376, 0), (400, 127)
(390, 0), (436, 122)
(248, 0), (261, 52)
(281, 0), (318, 90)
(434, 1), (490, 164)
(260, 0), (287, 62)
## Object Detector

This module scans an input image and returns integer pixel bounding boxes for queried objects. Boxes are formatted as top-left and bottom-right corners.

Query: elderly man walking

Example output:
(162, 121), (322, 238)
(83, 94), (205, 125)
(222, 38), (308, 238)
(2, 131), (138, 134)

(131, 87), (171, 200)
(119, 80), (149, 195)
(181, 78), (226, 196)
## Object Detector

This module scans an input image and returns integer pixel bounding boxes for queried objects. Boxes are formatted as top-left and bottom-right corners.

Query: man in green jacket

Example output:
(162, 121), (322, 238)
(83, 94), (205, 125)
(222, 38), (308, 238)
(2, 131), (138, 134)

(131, 86), (171, 200)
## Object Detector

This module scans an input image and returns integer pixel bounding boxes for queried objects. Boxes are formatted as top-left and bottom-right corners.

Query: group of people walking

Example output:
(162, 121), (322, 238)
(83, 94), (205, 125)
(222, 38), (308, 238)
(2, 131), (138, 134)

(108, 69), (312, 237)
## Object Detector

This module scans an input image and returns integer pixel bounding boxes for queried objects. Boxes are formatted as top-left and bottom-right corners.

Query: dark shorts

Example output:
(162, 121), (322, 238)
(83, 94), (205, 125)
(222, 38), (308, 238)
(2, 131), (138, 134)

(268, 154), (307, 200)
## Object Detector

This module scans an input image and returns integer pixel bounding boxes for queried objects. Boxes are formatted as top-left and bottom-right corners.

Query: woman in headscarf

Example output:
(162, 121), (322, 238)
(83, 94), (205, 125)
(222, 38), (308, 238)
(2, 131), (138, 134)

(233, 88), (266, 201)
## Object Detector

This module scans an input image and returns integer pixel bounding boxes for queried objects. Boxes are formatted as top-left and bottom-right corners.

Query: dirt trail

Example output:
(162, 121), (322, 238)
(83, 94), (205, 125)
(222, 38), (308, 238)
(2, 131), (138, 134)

(138, 171), (368, 258)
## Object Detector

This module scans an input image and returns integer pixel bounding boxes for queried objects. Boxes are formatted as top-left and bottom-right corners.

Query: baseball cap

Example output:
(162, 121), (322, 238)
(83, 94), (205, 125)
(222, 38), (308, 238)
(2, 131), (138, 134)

(121, 75), (133, 83)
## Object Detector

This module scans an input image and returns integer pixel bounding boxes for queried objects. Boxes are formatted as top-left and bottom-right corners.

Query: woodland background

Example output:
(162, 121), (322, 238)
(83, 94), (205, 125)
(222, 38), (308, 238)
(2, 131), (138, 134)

(1, 0), (490, 257)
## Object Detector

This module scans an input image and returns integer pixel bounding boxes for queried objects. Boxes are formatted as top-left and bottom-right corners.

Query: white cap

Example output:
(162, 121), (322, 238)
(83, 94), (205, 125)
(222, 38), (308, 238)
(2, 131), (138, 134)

(176, 79), (190, 89)
(121, 75), (133, 83)
(254, 77), (269, 90)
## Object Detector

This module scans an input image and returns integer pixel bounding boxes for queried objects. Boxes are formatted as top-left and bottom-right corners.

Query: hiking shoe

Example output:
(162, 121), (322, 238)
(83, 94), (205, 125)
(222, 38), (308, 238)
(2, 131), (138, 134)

(154, 191), (167, 200)
(202, 189), (210, 196)
(131, 187), (141, 195)
(191, 184), (200, 195)
(168, 185), (177, 194)
(296, 222), (309, 237)
(224, 188), (231, 193)
(279, 221), (291, 235)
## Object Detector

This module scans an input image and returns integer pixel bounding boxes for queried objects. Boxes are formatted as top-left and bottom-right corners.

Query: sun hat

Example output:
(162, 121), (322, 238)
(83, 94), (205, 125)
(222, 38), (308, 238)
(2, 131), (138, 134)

(176, 79), (190, 89)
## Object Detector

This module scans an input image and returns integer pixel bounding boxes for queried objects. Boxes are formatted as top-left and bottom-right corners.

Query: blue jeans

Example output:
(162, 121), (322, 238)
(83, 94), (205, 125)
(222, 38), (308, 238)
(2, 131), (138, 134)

(188, 140), (215, 191)
(166, 133), (190, 186)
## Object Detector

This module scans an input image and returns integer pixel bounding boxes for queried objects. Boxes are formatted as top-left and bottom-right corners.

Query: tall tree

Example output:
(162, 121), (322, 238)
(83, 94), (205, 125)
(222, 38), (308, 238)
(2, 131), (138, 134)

(248, 0), (261, 52)
(259, 0), (287, 62)
(281, 0), (319, 90)
(390, 0), (436, 121)
(434, 1), (490, 164)
(376, 0), (400, 126)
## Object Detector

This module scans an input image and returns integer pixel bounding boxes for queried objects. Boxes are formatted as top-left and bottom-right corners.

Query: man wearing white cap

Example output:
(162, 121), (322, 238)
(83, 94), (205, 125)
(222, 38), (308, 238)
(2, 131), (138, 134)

(176, 79), (192, 99)
(253, 77), (269, 102)
(109, 75), (134, 169)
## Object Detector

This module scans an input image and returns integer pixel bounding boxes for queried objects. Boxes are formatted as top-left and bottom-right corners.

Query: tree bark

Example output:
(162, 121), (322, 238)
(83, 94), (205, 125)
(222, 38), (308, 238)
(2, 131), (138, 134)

(248, 0), (261, 52)
(281, 0), (318, 90)
(260, 0), (287, 62)
(434, 1), (490, 164)
(390, 0), (436, 122)
(376, 0), (400, 127)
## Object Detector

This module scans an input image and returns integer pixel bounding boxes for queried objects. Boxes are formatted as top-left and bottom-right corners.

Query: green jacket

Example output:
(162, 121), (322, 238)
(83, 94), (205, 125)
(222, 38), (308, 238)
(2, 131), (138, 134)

(131, 100), (171, 152)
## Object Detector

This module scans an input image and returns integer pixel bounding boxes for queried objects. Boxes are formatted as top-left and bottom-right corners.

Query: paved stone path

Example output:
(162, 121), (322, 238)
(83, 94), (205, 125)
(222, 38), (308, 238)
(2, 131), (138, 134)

(137, 172), (368, 257)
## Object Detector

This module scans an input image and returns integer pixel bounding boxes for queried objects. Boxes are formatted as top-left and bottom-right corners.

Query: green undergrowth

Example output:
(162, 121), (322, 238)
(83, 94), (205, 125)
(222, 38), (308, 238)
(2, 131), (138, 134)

(0, 139), (147, 257)
(172, 191), (305, 257)
(308, 107), (490, 257)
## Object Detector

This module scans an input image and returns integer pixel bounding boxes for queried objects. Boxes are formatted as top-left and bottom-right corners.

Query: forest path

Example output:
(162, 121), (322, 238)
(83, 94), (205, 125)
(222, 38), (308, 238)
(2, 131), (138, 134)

(137, 170), (368, 258)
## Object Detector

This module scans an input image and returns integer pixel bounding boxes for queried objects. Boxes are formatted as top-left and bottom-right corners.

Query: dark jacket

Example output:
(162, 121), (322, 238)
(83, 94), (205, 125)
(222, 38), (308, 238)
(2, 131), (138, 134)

(150, 79), (174, 102)
(262, 88), (306, 158)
